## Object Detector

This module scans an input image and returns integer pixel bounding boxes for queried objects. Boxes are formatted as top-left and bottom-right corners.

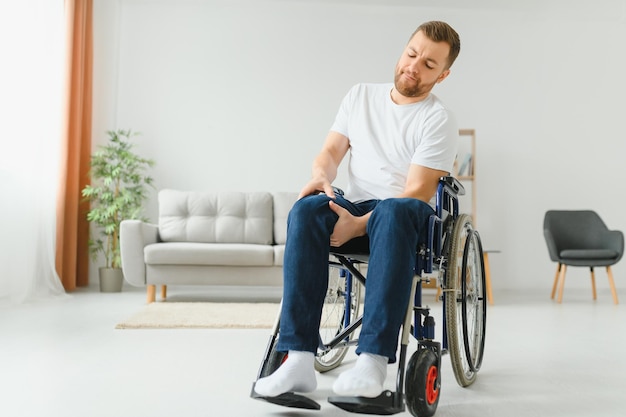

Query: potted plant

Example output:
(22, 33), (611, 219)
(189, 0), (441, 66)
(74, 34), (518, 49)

(82, 129), (155, 292)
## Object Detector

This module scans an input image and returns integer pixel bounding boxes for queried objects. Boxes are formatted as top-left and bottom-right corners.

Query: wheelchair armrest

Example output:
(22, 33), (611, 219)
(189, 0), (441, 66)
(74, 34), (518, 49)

(439, 176), (465, 197)
(435, 176), (465, 221)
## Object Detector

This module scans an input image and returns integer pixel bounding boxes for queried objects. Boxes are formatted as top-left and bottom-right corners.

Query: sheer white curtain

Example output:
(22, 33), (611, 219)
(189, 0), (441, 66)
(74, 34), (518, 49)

(0, 0), (67, 303)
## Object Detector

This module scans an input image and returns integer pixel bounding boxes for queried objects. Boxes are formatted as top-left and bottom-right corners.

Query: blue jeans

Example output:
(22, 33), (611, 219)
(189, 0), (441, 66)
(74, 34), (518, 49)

(276, 194), (434, 363)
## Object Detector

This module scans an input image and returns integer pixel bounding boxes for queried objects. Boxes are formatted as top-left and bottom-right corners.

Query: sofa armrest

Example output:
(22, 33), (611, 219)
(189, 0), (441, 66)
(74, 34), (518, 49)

(120, 219), (159, 287)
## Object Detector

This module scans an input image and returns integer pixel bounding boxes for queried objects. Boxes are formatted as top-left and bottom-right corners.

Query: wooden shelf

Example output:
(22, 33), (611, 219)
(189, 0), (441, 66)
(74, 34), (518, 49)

(454, 129), (476, 224)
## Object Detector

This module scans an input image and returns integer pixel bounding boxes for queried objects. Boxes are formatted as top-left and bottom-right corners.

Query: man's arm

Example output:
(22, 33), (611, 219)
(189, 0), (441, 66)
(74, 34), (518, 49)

(298, 131), (350, 199)
(398, 164), (448, 202)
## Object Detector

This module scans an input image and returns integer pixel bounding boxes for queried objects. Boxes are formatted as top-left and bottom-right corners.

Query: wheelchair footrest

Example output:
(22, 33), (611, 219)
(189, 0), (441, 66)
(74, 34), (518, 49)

(250, 383), (321, 410)
(328, 391), (405, 415)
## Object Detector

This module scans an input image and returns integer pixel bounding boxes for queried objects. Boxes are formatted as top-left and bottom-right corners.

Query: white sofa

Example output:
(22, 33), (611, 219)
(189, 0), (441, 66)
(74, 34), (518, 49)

(120, 189), (298, 302)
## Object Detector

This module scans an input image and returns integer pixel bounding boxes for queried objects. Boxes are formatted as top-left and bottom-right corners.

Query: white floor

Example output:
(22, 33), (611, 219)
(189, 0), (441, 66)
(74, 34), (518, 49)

(1, 284), (625, 417)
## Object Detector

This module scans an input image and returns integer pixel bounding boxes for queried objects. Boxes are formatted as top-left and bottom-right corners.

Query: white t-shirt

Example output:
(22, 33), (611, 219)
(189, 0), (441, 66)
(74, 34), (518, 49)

(330, 83), (459, 203)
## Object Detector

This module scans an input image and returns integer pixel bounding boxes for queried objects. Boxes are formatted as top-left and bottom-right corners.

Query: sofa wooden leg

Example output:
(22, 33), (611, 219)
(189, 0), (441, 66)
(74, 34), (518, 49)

(607, 266), (619, 305)
(161, 285), (167, 300)
(147, 285), (156, 303)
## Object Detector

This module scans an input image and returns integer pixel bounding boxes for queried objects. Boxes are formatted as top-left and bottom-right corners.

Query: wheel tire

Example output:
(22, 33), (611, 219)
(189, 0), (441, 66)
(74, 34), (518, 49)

(461, 229), (487, 373)
(444, 214), (487, 387)
(315, 265), (362, 372)
(405, 349), (440, 417)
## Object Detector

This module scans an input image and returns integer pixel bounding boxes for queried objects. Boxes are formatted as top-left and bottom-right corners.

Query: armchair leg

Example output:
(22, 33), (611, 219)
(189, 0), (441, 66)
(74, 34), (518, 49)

(147, 285), (156, 303)
(606, 266), (619, 305)
(551, 264), (561, 299)
(161, 285), (167, 300)
(590, 267), (597, 300)
(557, 264), (567, 303)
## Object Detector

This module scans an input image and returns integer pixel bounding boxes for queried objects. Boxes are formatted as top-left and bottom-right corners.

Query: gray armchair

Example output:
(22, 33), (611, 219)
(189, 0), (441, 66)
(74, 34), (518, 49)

(543, 210), (623, 304)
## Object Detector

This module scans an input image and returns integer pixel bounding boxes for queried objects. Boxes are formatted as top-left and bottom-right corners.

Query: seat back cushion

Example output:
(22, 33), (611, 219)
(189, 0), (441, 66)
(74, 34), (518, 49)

(544, 210), (608, 250)
(158, 190), (273, 244)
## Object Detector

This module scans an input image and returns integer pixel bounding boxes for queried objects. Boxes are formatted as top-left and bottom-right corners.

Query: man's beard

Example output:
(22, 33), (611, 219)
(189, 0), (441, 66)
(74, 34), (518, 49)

(394, 71), (433, 98)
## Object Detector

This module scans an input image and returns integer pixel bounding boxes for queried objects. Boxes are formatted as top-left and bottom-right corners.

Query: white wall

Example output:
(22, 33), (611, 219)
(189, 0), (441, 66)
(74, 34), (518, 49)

(92, 0), (626, 294)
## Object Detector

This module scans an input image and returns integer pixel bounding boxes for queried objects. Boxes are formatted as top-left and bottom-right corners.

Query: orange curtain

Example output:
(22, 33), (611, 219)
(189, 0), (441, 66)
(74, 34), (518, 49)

(56, 0), (93, 291)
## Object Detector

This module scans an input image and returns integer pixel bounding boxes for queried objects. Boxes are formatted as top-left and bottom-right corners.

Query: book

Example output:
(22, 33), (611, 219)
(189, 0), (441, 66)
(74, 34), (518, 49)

(457, 153), (472, 176)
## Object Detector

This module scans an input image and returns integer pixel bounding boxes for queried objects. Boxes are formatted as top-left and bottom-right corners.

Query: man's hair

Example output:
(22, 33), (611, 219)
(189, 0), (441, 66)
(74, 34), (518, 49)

(411, 21), (461, 69)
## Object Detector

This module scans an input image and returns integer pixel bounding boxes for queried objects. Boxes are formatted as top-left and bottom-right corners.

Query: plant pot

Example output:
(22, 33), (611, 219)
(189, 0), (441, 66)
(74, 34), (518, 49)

(99, 267), (124, 293)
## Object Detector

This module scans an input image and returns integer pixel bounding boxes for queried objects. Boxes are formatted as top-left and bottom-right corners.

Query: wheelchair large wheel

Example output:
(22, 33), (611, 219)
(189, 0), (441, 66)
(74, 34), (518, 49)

(444, 214), (487, 387)
(315, 265), (362, 372)
(405, 348), (440, 417)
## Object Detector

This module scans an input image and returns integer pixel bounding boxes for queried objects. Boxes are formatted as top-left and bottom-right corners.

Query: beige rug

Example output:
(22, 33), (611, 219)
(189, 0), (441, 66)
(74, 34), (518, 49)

(116, 302), (280, 329)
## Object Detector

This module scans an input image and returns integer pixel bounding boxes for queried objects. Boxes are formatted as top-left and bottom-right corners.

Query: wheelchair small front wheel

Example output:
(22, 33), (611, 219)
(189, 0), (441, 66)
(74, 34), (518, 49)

(444, 213), (487, 387)
(405, 348), (440, 417)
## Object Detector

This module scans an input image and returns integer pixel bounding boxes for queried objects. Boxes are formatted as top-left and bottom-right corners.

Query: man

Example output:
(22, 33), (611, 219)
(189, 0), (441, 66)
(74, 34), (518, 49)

(255, 21), (461, 399)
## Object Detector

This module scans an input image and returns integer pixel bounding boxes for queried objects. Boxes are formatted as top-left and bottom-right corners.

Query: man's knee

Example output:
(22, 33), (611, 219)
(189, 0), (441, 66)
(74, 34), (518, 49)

(287, 194), (336, 230)
(368, 199), (433, 241)
(372, 198), (431, 219)
(290, 194), (330, 217)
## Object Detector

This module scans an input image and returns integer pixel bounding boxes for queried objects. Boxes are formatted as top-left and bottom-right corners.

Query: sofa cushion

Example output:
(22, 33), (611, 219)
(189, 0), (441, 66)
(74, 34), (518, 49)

(273, 192), (299, 245)
(158, 190), (273, 244)
(145, 242), (274, 266)
(274, 245), (285, 266)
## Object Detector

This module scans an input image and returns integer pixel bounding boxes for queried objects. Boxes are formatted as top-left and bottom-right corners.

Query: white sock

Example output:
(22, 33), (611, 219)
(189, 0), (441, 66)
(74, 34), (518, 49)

(254, 351), (317, 397)
(332, 353), (388, 398)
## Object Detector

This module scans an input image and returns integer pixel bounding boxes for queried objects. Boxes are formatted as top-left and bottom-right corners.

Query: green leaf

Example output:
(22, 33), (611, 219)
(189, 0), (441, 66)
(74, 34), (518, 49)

(81, 129), (155, 268)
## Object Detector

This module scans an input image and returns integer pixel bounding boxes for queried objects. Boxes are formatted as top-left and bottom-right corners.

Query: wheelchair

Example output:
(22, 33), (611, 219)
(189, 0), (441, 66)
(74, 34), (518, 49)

(251, 176), (487, 417)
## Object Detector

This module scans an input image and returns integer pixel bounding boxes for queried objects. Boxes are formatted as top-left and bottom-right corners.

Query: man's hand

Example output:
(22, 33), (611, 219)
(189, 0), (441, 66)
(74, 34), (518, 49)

(298, 177), (336, 200)
(328, 201), (367, 247)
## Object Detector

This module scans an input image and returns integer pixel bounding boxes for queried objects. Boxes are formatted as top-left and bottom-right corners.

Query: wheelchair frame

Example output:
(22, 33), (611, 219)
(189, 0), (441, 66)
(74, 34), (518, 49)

(251, 176), (487, 417)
